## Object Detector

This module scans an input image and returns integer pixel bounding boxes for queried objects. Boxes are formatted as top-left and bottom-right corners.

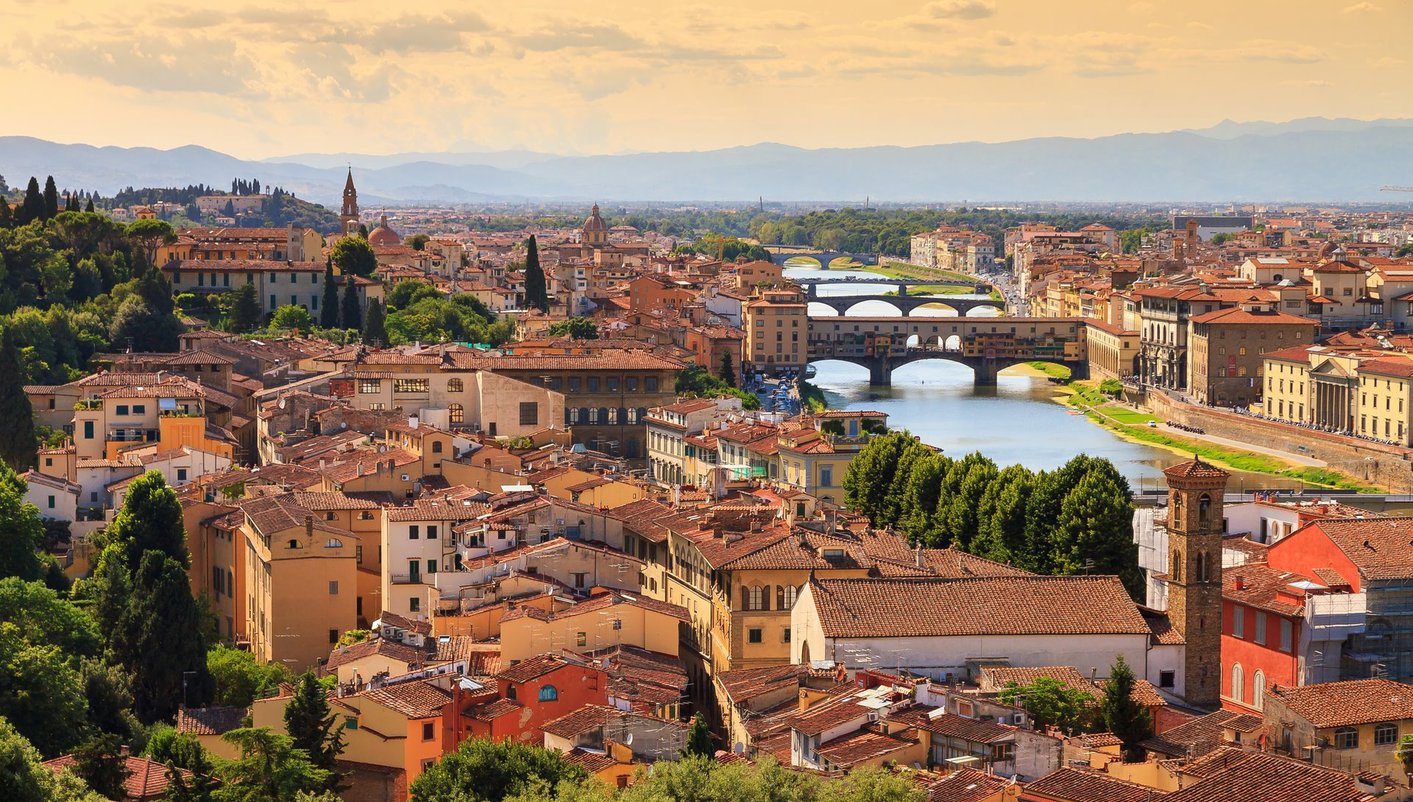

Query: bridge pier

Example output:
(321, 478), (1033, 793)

(868, 359), (892, 387)
(973, 360), (1000, 387)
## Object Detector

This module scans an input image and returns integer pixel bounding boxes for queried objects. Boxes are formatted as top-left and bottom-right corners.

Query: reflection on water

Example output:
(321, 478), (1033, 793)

(788, 264), (1305, 491)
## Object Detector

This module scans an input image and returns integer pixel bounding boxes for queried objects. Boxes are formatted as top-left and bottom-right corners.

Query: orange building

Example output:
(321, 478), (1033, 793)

(457, 654), (610, 745)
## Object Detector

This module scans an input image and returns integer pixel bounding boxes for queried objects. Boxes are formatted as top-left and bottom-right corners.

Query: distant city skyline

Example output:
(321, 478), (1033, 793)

(3, 0), (1408, 159)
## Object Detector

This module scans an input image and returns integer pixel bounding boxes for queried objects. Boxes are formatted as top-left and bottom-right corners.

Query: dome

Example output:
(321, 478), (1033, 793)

(367, 214), (401, 246)
(583, 204), (608, 232)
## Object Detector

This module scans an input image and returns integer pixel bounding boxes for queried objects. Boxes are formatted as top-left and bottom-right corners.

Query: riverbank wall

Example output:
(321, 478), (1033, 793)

(1145, 390), (1413, 493)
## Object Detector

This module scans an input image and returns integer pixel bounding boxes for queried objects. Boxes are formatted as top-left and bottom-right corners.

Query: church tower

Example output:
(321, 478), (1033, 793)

(583, 203), (608, 247)
(1162, 457), (1228, 710)
(340, 169), (360, 235)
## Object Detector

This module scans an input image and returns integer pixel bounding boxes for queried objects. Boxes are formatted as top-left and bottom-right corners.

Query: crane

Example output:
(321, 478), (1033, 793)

(1381, 185), (1413, 192)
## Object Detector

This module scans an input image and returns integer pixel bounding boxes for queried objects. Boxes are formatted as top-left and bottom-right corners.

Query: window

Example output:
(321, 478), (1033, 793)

(783, 627), (791, 643)
(328, 581), (339, 595)
(519, 402), (539, 426)
(568, 377), (581, 392)
(116, 404), (129, 415)
(394, 378), (429, 393)
(449, 403), (464, 424)
(427, 560), (437, 574)
(1251, 669), (1265, 709)
(359, 378), (381, 394)
(1254, 613), (1267, 645)
(1375, 723), (1398, 746)
(1334, 727), (1359, 749)
(432, 441), (443, 454)
(587, 377), (600, 392)
(607, 377), (619, 391)
(1280, 619), (1293, 652)
(422, 721), (436, 741)
(538, 685), (559, 702)
(747, 585), (765, 611)
(1230, 663), (1243, 703)
(410, 597), (421, 612)
(576, 631), (587, 647)
(1159, 670), (1175, 689)
(1232, 605), (1244, 639)
(329, 628), (339, 644)
(819, 466), (832, 487)
(344, 716), (359, 730)
(177, 468), (188, 482)
(427, 525), (438, 539)
(447, 378), (464, 393)
(409, 525), (420, 539)
(748, 628), (763, 644)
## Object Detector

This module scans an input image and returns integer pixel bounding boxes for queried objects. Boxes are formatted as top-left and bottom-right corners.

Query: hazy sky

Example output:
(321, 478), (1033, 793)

(4, 0), (1408, 158)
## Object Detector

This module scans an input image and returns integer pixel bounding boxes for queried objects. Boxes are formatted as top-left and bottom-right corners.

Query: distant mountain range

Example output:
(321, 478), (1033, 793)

(3, 117), (1412, 205)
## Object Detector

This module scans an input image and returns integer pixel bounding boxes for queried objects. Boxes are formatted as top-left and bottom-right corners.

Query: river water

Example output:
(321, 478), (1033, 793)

(788, 263), (1303, 491)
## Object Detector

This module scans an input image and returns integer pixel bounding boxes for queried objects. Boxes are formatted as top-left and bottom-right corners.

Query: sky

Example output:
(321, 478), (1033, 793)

(3, 0), (1409, 158)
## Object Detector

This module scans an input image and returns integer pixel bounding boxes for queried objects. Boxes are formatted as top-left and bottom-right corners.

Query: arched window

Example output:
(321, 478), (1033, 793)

(1196, 552), (1207, 583)
(589, 408), (600, 424)
(1230, 663), (1244, 703)
(1173, 492), (1184, 516)
(325, 538), (343, 548)
(597, 407), (610, 424)
(447, 378), (464, 393)
(1252, 670), (1265, 710)
(1375, 722), (1398, 746)
(748, 586), (764, 611)
(607, 408), (618, 424)
(1171, 550), (1183, 582)
(1199, 493), (1212, 526)
(538, 684), (558, 702)
(578, 407), (590, 425)
(783, 585), (798, 608)
(449, 403), (464, 424)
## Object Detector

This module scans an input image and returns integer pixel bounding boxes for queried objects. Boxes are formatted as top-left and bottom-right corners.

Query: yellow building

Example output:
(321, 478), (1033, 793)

(1086, 319), (1140, 380)
(1264, 678), (1413, 778)
(1263, 347), (1413, 445)
(71, 376), (236, 461)
(743, 288), (808, 373)
(775, 411), (888, 506)
(240, 495), (360, 670)
(498, 591), (689, 663)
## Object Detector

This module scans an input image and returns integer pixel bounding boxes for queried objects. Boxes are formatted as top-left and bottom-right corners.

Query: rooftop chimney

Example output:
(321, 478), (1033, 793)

(305, 515), (313, 538)
(1234, 574), (1245, 591)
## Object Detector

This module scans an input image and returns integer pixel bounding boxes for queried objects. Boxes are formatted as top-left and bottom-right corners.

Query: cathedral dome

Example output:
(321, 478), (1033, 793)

(368, 214), (401, 246)
(583, 204), (608, 233)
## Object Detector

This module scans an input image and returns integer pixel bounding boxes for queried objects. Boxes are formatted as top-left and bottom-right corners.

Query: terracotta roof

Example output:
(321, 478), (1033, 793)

(1162, 458), (1230, 480)
(176, 705), (247, 736)
(1269, 678), (1413, 728)
(1189, 307), (1319, 326)
(1020, 767), (1153, 802)
(562, 748), (617, 773)
(817, 727), (918, 766)
(540, 704), (620, 739)
(470, 698), (522, 720)
(922, 767), (1011, 802)
(362, 680), (452, 719)
(908, 712), (1015, 744)
(325, 637), (425, 671)
(1140, 709), (1263, 757)
(807, 575), (1150, 639)
(291, 491), (382, 510)
(716, 664), (805, 703)
(43, 755), (190, 800)
(1299, 517), (1413, 580)
(1164, 748), (1368, 802)
(497, 653), (590, 685)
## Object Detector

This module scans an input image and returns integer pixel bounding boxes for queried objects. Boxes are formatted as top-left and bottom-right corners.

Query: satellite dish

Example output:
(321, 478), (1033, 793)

(278, 396), (287, 409)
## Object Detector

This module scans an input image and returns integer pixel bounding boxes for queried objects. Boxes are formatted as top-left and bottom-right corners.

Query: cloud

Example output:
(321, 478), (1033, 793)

(925, 0), (996, 20)
(38, 37), (262, 95)
(511, 23), (646, 53)
(1342, 2), (1381, 12)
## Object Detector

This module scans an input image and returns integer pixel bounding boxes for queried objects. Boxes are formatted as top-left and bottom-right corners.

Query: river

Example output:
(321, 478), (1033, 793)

(787, 262), (1304, 491)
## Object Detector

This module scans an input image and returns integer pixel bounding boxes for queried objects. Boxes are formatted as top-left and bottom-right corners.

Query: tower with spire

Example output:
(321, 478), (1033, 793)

(1162, 455), (1228, 709)
(340, 168), (360, 235)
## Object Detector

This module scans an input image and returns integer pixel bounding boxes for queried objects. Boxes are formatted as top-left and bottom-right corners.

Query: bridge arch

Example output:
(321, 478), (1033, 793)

(907, 300), (961, 317)
(965, 303), (1004, 317)
(839, 298), (906, 317)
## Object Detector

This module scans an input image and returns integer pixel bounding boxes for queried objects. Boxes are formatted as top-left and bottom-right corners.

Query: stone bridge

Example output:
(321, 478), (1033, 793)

(807, 316), (1089, 386)
(766, 249), (877, 267)
(807, 294), (1005, 317)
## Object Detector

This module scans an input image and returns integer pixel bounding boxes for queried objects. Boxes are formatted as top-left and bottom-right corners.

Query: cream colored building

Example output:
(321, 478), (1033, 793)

(498, 591), (689, 663)
(1263, 347), (1413, 445)
(744, 288), (808, 373)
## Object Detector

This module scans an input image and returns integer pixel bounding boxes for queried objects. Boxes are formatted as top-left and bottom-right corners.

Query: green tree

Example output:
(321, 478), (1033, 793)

(79, 658), (137, 742)
(319, 262), (339, 328)
(208, 645), (287, 708)
(718, 351), (736, 388)
(1052, 469), (1141, 599)
(818, 766), (927, 802)
(927, 452), (997, 549)
(0, 469), (43, 580)
(229, 283), (262, 333)
(1397, 733), (1413, 781)
(330, 236), (377, 278)
(42, 177), (59, 221)
(125, 219), (176, 267)
(879, 438), (929, 529)
(70, 733), (130, 800)
(1101, 656), (1152, 762)
(409, 739), (586, 802)
(19, 178), (44, 226)
(363, 299), (387, 347)
(0, 329), (37, 471)
(684, 713), (713, 757)
(0, 578), (98, 655)
(340, 282), (361, 330)
(0, 621), (88, 757)
(970, 464), (1035, 564)
(269, 305), (314, 333)
(215, 728), (331, 802)
(546, 317), (597, 340)
(523, 235), (549, 312)
(284, 672), (345, 792)
(899, 453), (949, 544)
(842, 431), (914, 526)
(998, 677), (1093, 734)
(386, 279), (439, 311)
(105, 471), (190, 569)
(0, 714), (94, 802)
(406, 234), (430, 251)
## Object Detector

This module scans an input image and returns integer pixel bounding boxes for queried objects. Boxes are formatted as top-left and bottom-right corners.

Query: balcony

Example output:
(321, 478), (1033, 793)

(74, 399), (102, 411)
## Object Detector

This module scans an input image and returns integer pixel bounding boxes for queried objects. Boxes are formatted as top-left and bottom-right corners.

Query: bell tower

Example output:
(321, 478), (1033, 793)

(340, 168), (360, 235)
(1162, 456), (1228, 710)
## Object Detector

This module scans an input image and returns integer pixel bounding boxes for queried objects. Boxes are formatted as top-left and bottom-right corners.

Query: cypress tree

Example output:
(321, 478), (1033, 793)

(684, 713), (713, 757)
(0, 464), (44, 580)
(106, 471), (190, 570)
(1101, 655), (1153, 762)
(284, 672), (346, 791)
(41, 176), (58, 221)
(523, 235), (548, 312)
(718, 351), (736, 388)
(84, 197), (95, 213)
(0, 197), (12, 227)
(230, 283), (262, 333)
(20, 177), (43, 224)
(0, 328), (37, 471)
(320, 261), (339, 328)
(363, 299), (387, 347)
(341, 281), (361, 330)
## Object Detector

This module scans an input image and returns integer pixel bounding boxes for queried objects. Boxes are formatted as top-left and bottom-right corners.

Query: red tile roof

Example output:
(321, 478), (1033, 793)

(1268, 678), (1413, 728)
